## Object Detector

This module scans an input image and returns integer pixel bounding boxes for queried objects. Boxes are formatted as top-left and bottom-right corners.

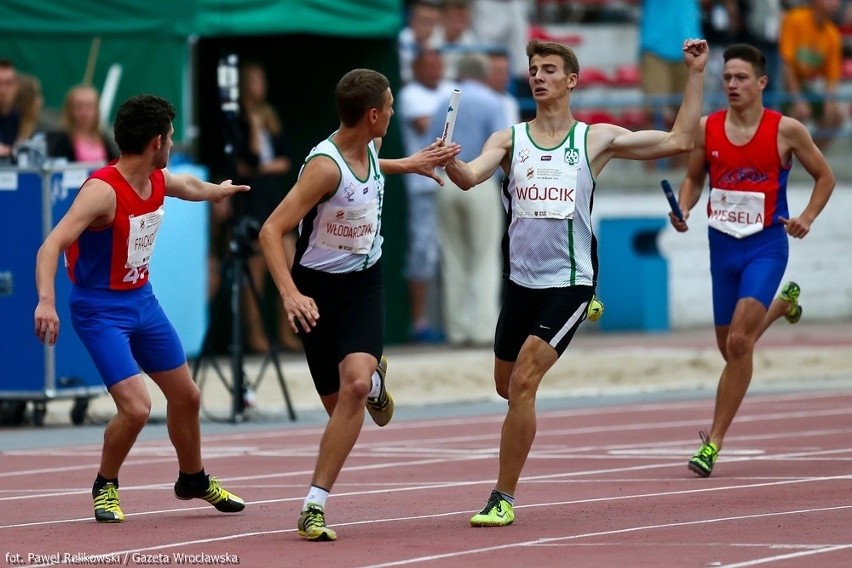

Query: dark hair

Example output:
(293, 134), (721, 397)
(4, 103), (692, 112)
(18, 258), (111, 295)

(113, 94), (175, 155)
(723, 44), (767, 78)
(526, 39), (580, 76)
(0, 58), (14, 71)
(335, 69), (390, 127)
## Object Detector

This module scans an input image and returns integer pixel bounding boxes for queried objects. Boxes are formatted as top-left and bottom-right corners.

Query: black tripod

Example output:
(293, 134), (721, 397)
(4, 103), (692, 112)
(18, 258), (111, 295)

(191, 217), (296, 423)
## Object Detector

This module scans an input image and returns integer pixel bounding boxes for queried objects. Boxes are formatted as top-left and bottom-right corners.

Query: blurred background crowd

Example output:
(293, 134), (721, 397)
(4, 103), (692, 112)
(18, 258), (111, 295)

(2, 0), (851, 352)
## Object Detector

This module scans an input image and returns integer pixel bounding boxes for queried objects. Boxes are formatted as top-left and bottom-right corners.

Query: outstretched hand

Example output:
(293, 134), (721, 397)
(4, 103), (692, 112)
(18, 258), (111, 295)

(409, 140), (461, 185)
(219, 179), (251, 199)
(682, 39), (709, 73)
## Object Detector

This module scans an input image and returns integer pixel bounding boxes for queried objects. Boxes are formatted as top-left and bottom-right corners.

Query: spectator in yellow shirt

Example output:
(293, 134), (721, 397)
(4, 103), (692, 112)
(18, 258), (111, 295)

(779, 0), (844, 149)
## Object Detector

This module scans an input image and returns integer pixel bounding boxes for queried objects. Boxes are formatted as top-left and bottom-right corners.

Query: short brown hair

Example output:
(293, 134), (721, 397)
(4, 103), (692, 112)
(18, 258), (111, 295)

(526, 39), (580, 76)
(723, 44), (767, 78)
(113, 94), (175, 155)
(335, 69), (390, 127)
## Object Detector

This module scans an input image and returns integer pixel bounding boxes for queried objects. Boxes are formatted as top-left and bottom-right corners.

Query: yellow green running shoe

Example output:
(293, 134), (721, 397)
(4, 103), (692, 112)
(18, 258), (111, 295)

(93, 482), (124, 523)
(470, 491), (514, 527)
(174, 475), (245, 513)
(297, 504), (337, 541)
(687, 431), (718, 478)
(779, 281), (802, 324)
(587, 296), (605, 323)
(366, 356), (394, 427)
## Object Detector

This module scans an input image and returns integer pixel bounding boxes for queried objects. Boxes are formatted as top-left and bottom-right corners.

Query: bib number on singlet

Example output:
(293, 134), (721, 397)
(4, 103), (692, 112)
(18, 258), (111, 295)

(316, 200), (379, 254)
(513, 165), (578, 220)
(122, 265), (149, 285)
(708, 187), (765, 238)
(126, 208), (164, 268)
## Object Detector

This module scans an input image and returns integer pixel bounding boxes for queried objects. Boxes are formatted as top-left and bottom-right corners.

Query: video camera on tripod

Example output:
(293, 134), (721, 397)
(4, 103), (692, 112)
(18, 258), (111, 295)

(190, 50), (295, 424)
(230, 215), (261, 259)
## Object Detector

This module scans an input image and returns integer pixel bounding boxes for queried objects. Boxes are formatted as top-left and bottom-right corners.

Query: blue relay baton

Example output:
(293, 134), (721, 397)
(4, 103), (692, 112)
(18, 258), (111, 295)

(661, 179), (683, 221)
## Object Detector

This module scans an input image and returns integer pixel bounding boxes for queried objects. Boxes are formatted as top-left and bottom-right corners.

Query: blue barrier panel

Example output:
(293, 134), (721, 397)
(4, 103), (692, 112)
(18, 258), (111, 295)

(0, 165), (103, 402)
(149, 162), (209, 357)
(597, 217), (669, 332)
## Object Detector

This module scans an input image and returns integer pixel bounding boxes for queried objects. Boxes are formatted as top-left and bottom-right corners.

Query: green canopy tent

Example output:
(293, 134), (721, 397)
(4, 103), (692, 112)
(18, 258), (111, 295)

(0, 0), (418, 344)
(0, 0), (402, 137)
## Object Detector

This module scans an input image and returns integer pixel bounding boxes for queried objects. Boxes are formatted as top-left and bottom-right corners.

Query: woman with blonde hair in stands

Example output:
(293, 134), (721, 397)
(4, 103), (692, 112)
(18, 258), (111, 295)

(50, 84), (118, 163)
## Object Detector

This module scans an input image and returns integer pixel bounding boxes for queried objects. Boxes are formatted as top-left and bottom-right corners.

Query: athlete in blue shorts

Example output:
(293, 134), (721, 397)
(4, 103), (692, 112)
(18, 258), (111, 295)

(672, 44), (834, 477)
(34, 95), (249, 522)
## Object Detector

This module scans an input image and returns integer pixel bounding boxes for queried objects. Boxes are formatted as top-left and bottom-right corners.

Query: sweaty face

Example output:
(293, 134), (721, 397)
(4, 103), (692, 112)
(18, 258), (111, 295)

(722, 58), (764, 109)
(528, 54), (574, 101)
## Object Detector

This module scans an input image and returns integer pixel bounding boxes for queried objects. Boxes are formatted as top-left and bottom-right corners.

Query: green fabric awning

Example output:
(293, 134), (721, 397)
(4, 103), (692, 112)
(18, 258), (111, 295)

(0, 0), (402, 38)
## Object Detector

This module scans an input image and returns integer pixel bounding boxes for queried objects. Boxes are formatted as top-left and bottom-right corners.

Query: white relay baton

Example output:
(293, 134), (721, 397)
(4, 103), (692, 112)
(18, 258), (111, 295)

(441, 89), (461, 143)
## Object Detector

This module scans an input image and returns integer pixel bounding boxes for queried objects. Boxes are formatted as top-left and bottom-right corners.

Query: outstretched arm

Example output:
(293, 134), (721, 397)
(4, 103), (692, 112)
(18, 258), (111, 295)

(444, 128), (511, 190)
(378, 140), (460, 184)
(589, 39), (708, 173)
(163, 170), (250, 202)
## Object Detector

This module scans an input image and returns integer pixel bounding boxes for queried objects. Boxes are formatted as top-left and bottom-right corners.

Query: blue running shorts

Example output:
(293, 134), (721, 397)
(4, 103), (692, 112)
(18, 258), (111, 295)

(709, 225), (788, 326)
(69, 283), (187, 388)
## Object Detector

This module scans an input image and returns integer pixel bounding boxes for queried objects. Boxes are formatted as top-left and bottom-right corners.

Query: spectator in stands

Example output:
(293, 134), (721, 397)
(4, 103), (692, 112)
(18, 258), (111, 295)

(428, 53), (508, 347)
(14, 73), (44, 142)
(740, 0), (784, 109)
(700, 1), (745, 107)
(0, 58), (19, 163)
(430, 0), (478, 81)
(841, 0), (852, 24)
(233, 61), (297, 353)
(399, 0), (443, 84)
(400, 48), (456, 343)
(486, 49), (522, 124)
(779, 0), (844, 149)
(639, 0), (701, 168)
(49, 85), (118, 163)
(470, 0), (531, 94)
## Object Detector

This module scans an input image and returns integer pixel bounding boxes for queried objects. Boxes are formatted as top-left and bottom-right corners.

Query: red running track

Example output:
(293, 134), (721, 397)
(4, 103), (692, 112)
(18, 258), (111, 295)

(2, 390), (852, 567)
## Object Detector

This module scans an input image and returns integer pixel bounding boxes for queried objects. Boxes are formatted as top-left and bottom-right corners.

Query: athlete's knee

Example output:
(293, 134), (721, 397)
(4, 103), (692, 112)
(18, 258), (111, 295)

(180, 384), (201, 413)
(166, 381), (201, 413)
(119, 400), (152, 430)
(506, 370), (540, 405)
(338, 370), (371, 402)
(726, 329), (755, 359)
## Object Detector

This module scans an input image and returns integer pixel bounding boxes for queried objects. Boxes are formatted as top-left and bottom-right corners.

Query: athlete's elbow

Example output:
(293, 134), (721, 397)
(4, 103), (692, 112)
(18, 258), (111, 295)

(673, 135), (695, 154)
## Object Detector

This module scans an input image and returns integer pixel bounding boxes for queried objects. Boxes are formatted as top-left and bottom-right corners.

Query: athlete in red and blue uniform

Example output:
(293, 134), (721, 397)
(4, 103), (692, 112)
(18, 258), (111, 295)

(64, 165), (183, 386)
(672, 44), (834, 477)
(35, 94), (249, 523)
(703, 107), (791, 325)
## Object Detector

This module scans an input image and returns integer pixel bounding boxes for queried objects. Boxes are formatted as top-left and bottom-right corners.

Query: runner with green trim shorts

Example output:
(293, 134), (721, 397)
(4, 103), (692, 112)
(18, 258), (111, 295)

(443, 37), (709, 526)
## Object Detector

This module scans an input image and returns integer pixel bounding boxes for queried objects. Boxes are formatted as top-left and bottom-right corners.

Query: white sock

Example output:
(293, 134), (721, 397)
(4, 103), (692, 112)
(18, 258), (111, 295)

(303, 485), (329, 511)
(367, 370), (381, 399)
